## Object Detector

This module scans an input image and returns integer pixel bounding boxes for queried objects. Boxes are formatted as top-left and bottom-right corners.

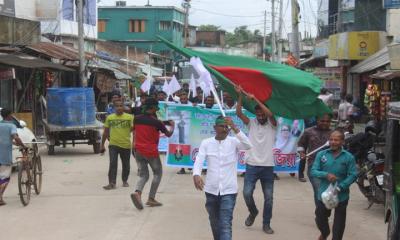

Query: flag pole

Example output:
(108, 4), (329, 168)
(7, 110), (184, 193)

(220, 90), (224, 106)
(211, 87), (226, 117)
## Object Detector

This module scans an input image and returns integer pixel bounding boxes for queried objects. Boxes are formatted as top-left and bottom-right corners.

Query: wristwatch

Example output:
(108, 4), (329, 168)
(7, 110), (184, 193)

(336, 186), (341, 192)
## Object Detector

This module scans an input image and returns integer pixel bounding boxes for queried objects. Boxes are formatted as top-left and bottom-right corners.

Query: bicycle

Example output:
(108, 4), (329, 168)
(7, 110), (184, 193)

(16, 142), (43, 206)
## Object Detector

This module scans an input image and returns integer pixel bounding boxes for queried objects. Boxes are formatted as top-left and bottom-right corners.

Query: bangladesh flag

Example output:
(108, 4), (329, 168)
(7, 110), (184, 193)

(159, 37), (331, 119)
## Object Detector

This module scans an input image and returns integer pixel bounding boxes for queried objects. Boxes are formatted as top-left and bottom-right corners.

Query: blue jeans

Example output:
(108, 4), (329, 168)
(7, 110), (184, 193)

(243, 164), (274, 226)
(307, 165), (321, 206)
(205, 193), (237, 240)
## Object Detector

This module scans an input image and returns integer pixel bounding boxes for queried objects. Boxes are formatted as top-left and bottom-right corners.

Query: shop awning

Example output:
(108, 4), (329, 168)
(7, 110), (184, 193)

(299, 55), (327, 67)
(349, 47), (389, 74)
(88, 59), (132, 80)
(370, 70), (400, 80)
(0, 53), (73, 71)
(137, 64), (163, 77)
(26, 42), (95, 61)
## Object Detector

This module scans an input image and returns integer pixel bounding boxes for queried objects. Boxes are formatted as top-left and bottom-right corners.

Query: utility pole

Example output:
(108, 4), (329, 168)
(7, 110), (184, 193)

(126, 45), (129, 74)
(263, 10), (267, 61)
(183, 0), (191, 47)
(291, 0), (300, 60)
(77, 0), (87, 86)
(277, 0), (284, 63)
(271, 0), (276, 62)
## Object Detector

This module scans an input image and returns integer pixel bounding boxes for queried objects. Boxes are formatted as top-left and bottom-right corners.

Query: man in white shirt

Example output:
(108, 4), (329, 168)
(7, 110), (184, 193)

(193, 116), (252, 240)
(235, 86), (277, 234)
(318, 88), (333, 107)
(223, 92), (237, 110)
(338, 94), (354, 122)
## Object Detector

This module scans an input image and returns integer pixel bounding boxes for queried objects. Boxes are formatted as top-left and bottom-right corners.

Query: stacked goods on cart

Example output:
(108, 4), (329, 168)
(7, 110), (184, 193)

(47, 88), (96, 126)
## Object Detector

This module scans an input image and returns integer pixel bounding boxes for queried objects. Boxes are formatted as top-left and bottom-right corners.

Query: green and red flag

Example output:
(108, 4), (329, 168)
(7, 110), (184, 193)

(159, 37), (331, 119)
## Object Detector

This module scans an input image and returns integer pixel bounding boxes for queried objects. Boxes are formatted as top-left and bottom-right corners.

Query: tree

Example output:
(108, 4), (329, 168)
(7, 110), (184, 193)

(198, 24), (222, 31)
(225, 26), (263, 46)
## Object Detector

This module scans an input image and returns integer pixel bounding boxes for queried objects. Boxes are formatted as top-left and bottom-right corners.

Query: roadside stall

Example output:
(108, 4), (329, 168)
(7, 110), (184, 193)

(367, 71), (400, 121)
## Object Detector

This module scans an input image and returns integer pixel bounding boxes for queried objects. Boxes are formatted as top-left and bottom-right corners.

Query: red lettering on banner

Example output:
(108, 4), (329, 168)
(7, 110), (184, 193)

(273, 149), (297, 168)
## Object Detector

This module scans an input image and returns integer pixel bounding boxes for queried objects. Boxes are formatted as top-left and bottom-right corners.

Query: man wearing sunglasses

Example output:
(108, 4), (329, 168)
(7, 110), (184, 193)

(193, 116), (252, 240)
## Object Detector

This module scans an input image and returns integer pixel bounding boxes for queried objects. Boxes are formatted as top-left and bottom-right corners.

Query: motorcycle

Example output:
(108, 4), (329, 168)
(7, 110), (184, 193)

(345, 121), (386, 208)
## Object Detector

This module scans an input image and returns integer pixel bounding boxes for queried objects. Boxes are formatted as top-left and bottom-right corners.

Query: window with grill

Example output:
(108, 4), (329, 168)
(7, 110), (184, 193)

(129, 20), (146, 33)
(159, 21), (171, 31)
(98, 20), (107, 32)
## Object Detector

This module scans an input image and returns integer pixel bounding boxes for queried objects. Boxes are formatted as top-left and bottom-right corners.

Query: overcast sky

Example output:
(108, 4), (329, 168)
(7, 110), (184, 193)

(98, 0), (319, 39)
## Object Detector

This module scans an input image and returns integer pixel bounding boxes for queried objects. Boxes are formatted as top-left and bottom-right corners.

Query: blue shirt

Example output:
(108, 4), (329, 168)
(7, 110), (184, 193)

(0, 122), (17, 165)
(311, 148), (358, 202)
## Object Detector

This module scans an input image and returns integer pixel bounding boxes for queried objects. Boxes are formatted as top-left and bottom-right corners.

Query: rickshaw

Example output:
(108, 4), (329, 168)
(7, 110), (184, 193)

(384, 102), (400, 240)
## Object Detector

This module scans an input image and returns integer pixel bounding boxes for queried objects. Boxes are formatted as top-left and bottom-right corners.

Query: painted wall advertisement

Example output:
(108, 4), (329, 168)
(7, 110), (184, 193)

(158, 103), (304, 173)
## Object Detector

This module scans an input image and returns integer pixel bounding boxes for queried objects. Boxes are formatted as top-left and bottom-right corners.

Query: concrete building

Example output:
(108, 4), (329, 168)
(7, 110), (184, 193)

(195, 30), (225, 47)
(0, 0), (98, 51)
(39, 0), (98, 52)
(0, 0), (40, 46)
(300, 0), (394, 107)
(98, 3), (186, 55)
(318, 0), (386, 39)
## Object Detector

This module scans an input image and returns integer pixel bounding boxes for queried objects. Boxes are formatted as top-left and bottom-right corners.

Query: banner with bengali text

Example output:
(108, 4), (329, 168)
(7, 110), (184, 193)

(161, 103), (304, 173)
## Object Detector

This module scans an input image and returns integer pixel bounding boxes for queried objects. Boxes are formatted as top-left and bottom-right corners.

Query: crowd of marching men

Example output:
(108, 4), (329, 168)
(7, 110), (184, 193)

(105, 74), (239, 117)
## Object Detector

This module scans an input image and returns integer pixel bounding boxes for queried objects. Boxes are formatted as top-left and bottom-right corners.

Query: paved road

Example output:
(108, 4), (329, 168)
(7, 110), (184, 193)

(1, 145), (386, 240)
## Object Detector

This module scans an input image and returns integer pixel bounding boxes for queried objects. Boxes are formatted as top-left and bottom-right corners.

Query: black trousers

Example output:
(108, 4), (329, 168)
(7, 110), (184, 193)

(315, 200), (348, 240)
(108, 145), (131, 184)
(298, 158), (306, 178)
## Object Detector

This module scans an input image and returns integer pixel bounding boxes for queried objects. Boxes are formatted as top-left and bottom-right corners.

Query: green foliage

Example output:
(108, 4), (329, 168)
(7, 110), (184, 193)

(225, 26), (263, 47)
(197, 24), (222, 31)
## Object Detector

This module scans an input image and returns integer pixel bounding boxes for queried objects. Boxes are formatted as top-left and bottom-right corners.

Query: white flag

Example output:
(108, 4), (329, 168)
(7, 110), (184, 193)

(190, 57), (225, 116)
(169, 75), (181, 95)
(190, 57), (215, 90)
(189, 74), (197, 97)
(162, 79), (170, 96)
(199, 81), (211, 97)
(190, 57), (208, 76)
(140, 77), (151, 93)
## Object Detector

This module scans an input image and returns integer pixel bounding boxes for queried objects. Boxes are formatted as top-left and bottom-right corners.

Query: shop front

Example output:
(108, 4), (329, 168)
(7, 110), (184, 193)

(0, 67), (15, 110)
(0, 53), (73, 135)
(348, 43), (400, 122)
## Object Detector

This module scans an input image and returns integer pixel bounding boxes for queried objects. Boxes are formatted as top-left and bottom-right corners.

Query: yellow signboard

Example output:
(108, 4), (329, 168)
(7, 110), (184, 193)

(328, 31), (380, 60)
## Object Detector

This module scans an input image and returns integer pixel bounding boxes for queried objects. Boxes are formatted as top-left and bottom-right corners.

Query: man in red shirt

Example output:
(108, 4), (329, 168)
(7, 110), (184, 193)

(131, 98), (175, 209)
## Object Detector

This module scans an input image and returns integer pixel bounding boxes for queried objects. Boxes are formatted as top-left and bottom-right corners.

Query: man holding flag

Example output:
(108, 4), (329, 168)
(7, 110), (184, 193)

(235, 85), (277, 234)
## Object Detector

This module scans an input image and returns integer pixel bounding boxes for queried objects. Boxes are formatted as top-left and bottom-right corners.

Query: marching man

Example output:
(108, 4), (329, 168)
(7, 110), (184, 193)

(193, 116), (252, 240)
